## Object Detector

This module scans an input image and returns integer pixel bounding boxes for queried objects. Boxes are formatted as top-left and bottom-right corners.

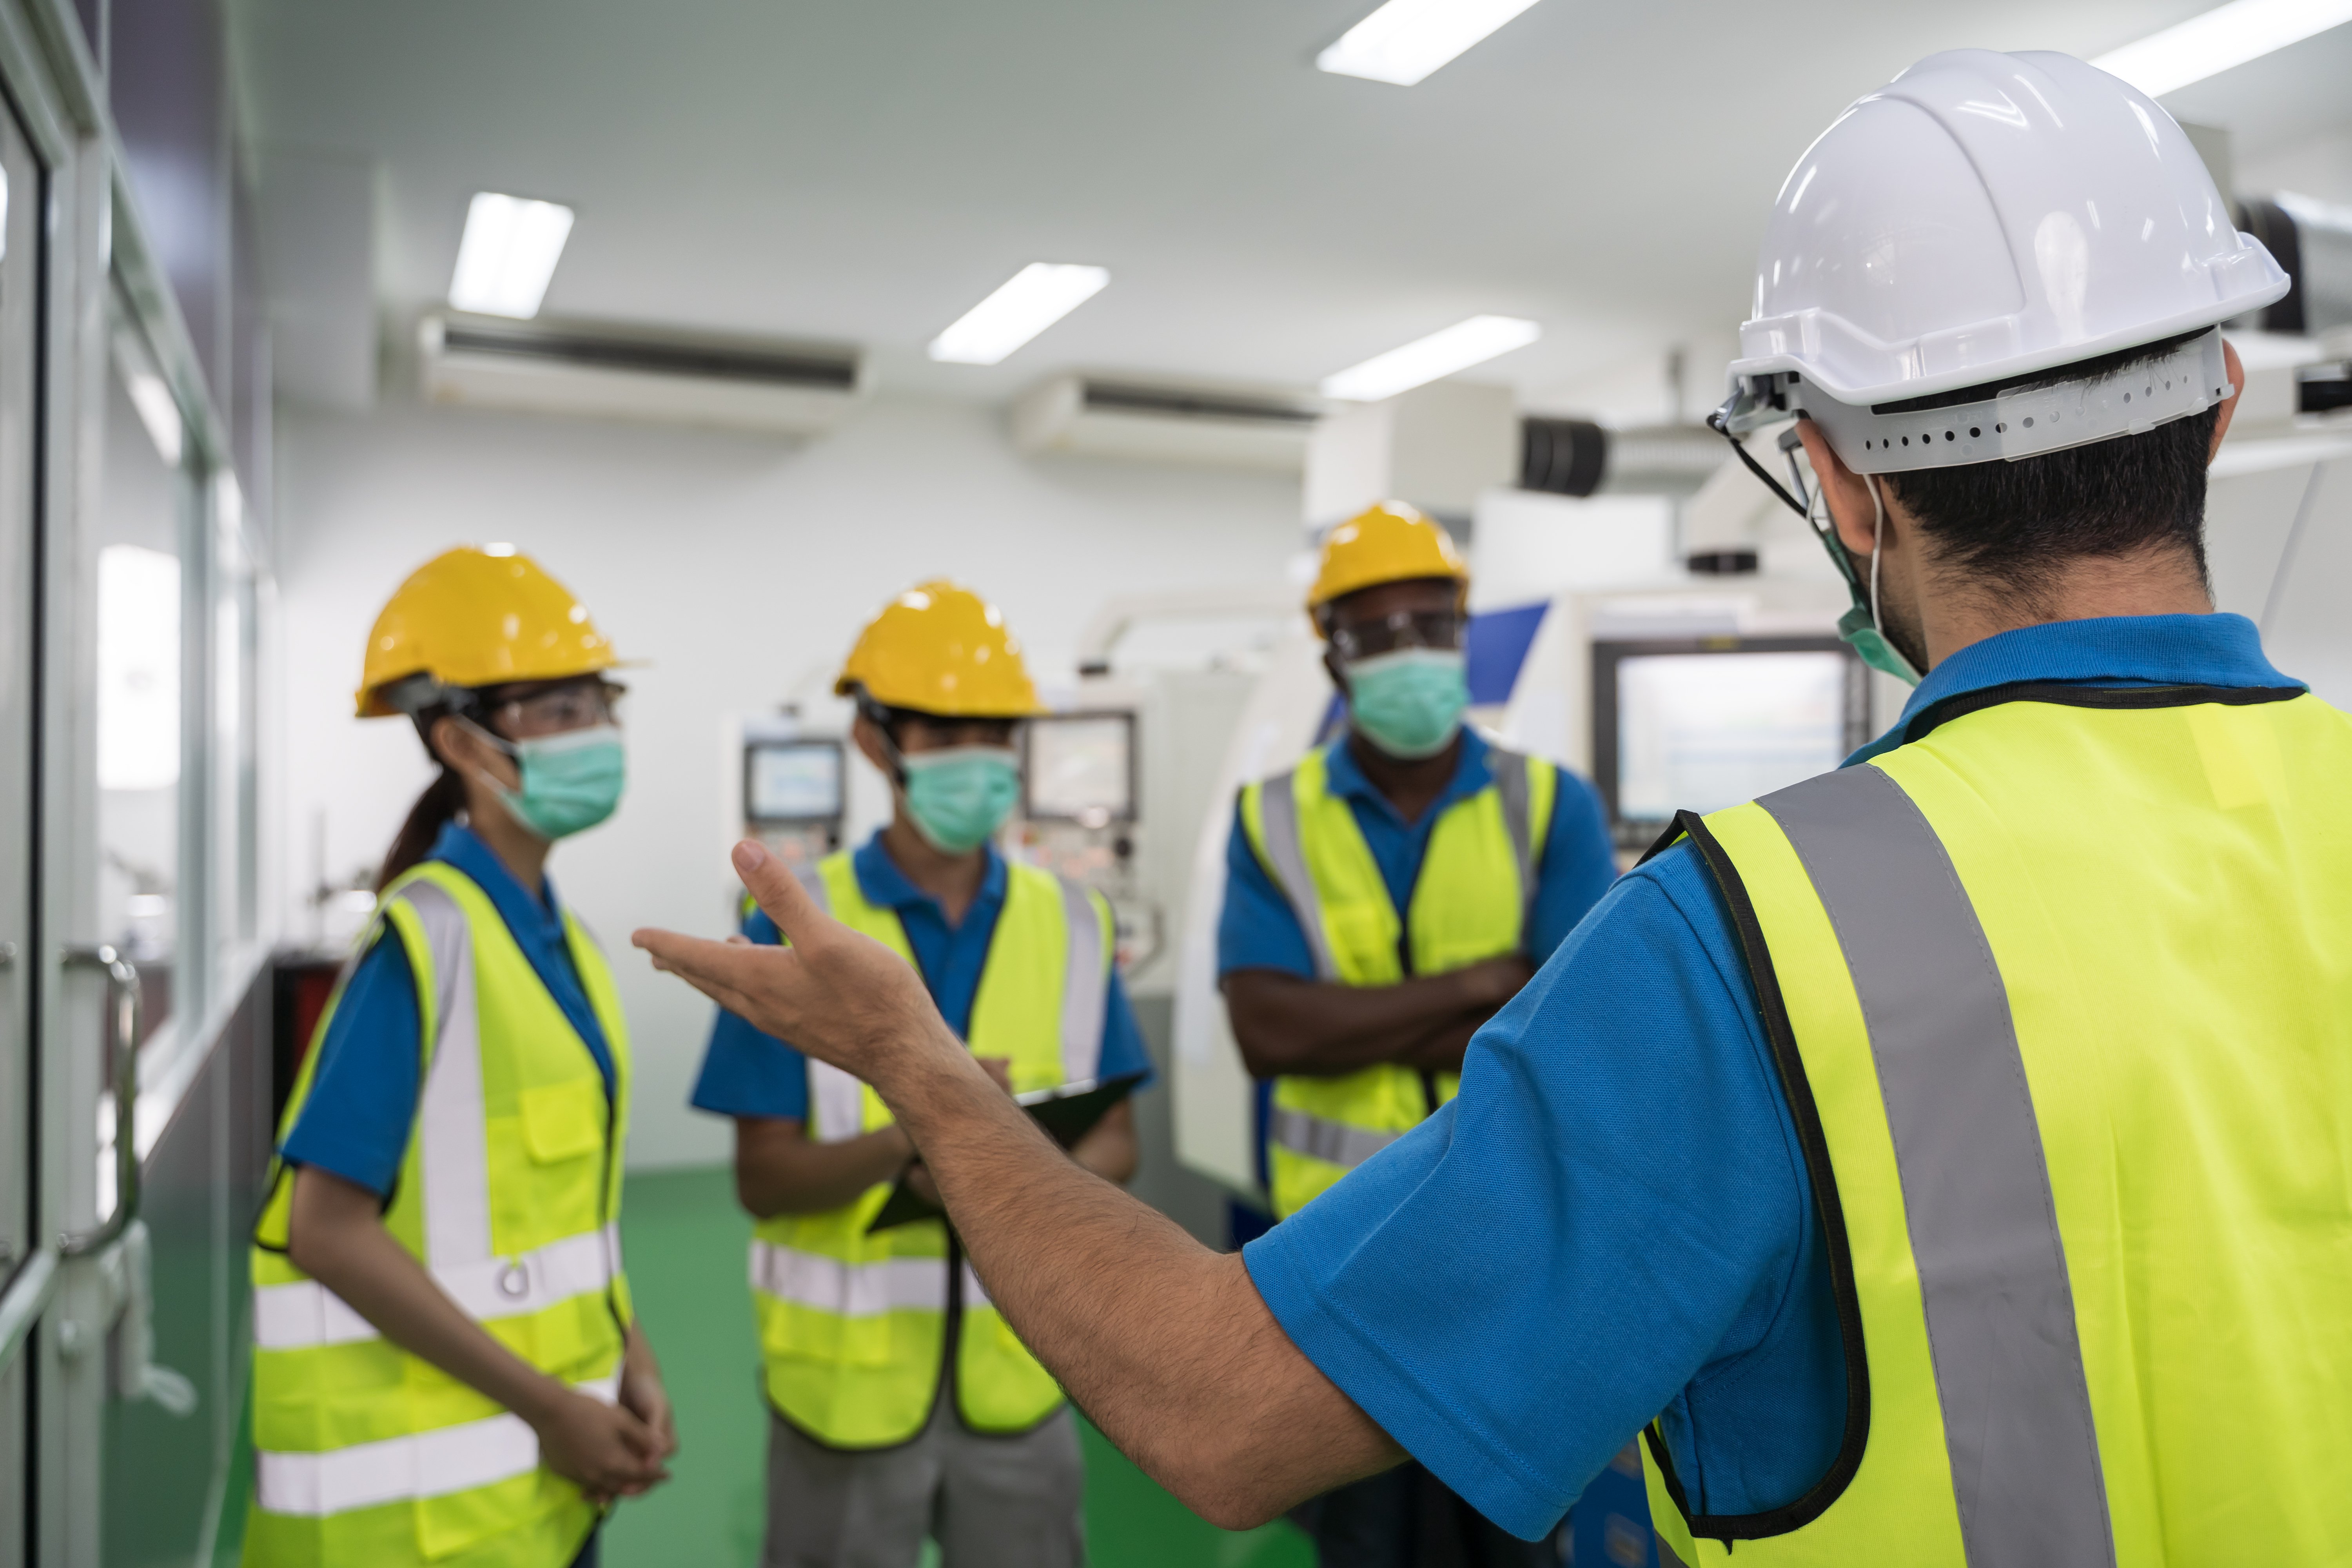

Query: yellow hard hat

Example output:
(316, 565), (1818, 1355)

(836, 580), (1040, 717)
(1306, 502), (1469, 634)
(355, 545), (623, 717)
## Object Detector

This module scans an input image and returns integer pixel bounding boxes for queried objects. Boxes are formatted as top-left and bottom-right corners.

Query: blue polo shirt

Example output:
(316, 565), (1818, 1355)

(1241, 613), (2301, 1541)
(692, 833), (1154, 1121)
(279, 822), (617, 1198)
(1217, 729), (1617, 979)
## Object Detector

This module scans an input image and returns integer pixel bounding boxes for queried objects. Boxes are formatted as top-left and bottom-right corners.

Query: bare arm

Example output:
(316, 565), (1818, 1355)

(733, 1116), (914, 1218)
(635, 845), (1405, 1526)
(287, 1165), (670, 1502)
(1221, 958), (1531, 1079)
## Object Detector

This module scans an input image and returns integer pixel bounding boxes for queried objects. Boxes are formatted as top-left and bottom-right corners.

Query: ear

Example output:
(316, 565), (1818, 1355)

(1321, 645), (1349, 693)
(431, 713), (513, 787)
(850, 713), (895, 778)
(1794, 419), (1880, 561)
(2209, 337), (2245, 461)
(427, 714), (472, 773)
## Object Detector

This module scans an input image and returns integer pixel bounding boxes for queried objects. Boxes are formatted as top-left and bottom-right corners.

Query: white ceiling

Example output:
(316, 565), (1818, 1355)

(233, 0), (2352, 412)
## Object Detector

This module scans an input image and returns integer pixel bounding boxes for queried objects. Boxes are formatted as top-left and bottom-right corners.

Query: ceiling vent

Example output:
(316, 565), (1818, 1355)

(419, 312), (866, 436)
(1011, 374), (1321, 472)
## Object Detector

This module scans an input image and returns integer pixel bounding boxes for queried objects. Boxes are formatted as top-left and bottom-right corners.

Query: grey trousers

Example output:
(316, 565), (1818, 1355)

(762, 1403), (1086, 1568)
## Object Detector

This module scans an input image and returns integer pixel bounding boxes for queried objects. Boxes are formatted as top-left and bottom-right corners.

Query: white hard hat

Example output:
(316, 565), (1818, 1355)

(1719, 49), (2290, 475)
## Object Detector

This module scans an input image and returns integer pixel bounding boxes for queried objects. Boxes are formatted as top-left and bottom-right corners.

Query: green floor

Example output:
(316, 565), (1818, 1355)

(605, 1166), (1311, 1568)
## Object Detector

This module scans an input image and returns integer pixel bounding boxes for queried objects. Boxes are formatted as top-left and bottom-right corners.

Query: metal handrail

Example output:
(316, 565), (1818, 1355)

(60, 945), (141, 1258)
(0, 1250), (56, 1372)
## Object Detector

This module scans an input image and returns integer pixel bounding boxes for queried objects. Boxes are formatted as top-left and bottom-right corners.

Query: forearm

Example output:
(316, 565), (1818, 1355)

(886, 1043), (1401, 1523)
(1224, 969), (1481, 1077)
(290, 1172), (566, 1421)
(1402, 1009), (1493, 1075)
(734, 1120), (912, 1218)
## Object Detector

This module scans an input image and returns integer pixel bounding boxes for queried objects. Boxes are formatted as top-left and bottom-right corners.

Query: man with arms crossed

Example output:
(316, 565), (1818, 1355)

(1221, 503), (1615, 1563)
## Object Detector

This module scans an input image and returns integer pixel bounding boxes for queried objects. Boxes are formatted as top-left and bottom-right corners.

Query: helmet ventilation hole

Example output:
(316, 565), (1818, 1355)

(1969, 426), (1982, 437)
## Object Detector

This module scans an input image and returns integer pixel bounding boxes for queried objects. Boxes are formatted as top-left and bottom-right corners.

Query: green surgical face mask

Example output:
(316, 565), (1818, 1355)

(901, 746), (1021, 854)
(474, 722), (628, 840)
(1845, 476), (1922, 686)
(1346, 648), (1470, 760)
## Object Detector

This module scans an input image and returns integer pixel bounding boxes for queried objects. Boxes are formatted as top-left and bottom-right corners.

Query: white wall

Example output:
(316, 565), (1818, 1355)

(275, 392), (1302, 1169)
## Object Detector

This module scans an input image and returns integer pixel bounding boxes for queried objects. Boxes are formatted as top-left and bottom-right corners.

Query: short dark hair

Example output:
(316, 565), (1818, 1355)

(1877, 330), (2220, 607)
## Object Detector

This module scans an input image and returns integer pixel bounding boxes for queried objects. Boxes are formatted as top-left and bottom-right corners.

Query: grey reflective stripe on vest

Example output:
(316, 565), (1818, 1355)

(1758, 766), (2116, 1568)
(1486, 746), (1537, 919)
(1057, 877), (1108, 1082)
(1268, 1106), (1401, 1171)
(405, 881), (494, 1270)
(794, 870), (874, 1145)
(1255, 769), (1340, 982)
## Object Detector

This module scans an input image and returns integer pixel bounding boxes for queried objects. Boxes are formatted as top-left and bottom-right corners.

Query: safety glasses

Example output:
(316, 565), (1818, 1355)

(482, 679), (625, 738)
(1327, 609), (1464, 663)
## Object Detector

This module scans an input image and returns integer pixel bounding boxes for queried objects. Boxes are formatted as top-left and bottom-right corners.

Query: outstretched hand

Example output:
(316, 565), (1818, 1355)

(632, 842), (965, 1091)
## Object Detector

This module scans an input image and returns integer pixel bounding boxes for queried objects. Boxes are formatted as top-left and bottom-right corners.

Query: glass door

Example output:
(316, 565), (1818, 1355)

(0, 78), (42, 1568)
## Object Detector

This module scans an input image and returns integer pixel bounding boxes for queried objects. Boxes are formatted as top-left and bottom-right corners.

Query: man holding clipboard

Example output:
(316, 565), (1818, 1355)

(688, 581), (1152, 1568)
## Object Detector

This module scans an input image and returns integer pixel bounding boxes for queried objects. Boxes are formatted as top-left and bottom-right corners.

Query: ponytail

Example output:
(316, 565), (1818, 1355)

(377, 760), (468, 893)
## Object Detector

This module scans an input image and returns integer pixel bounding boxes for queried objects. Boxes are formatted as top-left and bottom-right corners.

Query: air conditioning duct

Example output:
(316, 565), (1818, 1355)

(1520, 417), (1726, 499)
(1012, 375), (1321, 472)
(2238, 193), (2352, 339)
(418, 312), (866, 436)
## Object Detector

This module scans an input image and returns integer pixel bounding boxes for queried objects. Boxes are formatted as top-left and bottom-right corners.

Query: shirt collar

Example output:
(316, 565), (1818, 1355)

(1852, 612), (2298, 763)
(429, 820), (562, 926)
(853, 830), (1009, 913)
(1322, 728), (1494, 826)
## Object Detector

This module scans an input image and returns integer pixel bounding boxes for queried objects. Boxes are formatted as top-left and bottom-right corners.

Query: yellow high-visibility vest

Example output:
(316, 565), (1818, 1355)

(1240, 743), (1555, 1218)
(750, 851), (1114, 1449)
(1641, 683), (2352, 1566)
(245, 862), (633, 1568)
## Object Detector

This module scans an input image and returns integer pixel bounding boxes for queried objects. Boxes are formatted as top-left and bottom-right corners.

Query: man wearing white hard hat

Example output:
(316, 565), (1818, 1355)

(635, 50), (2351, 1565)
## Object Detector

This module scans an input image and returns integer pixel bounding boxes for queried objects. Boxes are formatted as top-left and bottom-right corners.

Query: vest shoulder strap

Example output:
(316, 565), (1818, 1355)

(376, 866), (501, 1269)
(804, 851), (905, 1141)
(1480, 744), (1553, 917)
(1026, 864), (1112, 1082)
(1242, 761), (1342, 982)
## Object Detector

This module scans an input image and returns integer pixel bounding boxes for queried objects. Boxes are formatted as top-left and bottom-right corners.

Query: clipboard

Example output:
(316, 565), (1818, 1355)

(866, 1071), (1147, 1233)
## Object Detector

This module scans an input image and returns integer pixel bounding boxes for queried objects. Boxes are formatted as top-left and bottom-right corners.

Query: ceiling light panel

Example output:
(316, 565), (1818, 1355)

(449, 192), (576, 319)
(2092, 0), (2352, 98)
(1317, 0), (1544, 86)
(926, 263), (1110, 366)
(1320, 316), (1542, 402)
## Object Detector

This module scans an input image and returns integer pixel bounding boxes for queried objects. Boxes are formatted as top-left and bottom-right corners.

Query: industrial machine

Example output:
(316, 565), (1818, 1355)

(1011, 705), (1160, 973)
(737, 715), (848, 877)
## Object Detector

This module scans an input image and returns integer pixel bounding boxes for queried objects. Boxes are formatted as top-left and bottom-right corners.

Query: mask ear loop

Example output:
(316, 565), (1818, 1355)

(1867, 475), (1888, 639)
(448, 713), (544, 838)
(856, 696), (913, 789)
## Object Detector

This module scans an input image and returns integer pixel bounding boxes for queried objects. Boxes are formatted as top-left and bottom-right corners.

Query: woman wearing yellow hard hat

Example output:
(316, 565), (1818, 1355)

(689, 580), (1152, 1568)
(245, 546), (672, 1568)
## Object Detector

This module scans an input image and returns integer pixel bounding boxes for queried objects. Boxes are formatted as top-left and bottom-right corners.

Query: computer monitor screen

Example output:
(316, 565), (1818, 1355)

(1594, 638), (1866, 844)
(1024, 713), (1135, 825)
(745, 739), (844, 823)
